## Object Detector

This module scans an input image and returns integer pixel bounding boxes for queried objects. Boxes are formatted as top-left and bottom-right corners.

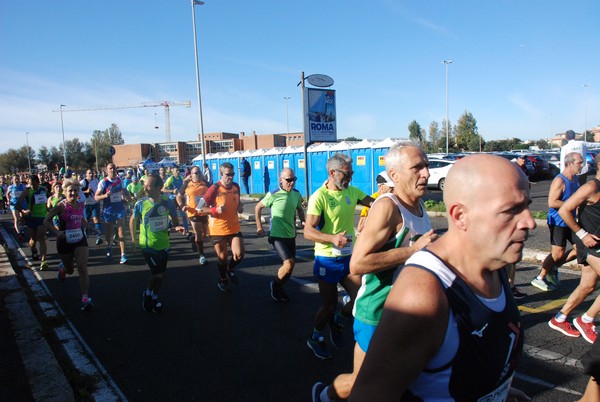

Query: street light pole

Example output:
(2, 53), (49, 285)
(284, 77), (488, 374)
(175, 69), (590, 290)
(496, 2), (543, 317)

(584, 83), (591, 139)
(25, 132), (31, 174)
(60, 104), (67, 174)
(442, 60), (453, 154)
(191, 0), (206, 165)
(284, 96), (290, 135)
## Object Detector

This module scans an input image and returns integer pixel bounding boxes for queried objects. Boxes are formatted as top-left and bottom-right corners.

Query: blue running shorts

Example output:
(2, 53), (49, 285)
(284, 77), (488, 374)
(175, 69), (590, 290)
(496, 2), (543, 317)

(353, 318), (377, 353)
(313, 255), (351, 284)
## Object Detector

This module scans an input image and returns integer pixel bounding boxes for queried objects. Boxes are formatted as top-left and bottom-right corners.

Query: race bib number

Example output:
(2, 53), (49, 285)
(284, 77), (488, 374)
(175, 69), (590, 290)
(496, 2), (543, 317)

(194, 196), (206, 210)
(34, 193), (48, 204)
(65, 229), (84, 244)
(109, 192), (122, 203)
(148, 216), (168, 232)
(13, 190), (22, 198)
(477, 375), (512, 402)
(331, 236), (353, 256)
(85, 194), (96, 205)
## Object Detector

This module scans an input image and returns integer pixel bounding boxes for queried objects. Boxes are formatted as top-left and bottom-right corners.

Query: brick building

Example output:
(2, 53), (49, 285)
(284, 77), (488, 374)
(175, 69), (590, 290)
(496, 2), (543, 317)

(112, 131), (306, 169)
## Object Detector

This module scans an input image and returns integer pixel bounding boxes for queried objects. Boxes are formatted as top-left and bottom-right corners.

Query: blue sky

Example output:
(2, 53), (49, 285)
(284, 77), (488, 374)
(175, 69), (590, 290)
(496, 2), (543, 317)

(1, 0), (598, 154)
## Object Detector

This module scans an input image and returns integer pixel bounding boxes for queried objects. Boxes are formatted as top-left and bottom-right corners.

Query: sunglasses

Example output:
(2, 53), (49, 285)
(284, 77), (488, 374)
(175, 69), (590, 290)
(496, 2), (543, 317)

(224, 173), (235, 177)
(283, 177), (297, 183)
(335, 169), (354, 179)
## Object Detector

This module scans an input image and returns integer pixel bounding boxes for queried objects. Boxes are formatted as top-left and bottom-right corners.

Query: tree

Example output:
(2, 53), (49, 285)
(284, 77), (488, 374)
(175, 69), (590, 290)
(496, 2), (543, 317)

(65, 138), (87, 170)
(0, 146), (31, 173)
(428, 121), (441, 152)
(535, 139), (549, 150)
(585, 131), (595, 142)
(343, 136), (362, 142)
(91, 124), (125, 167)
(440, 119), (453, 152)
(455, 111), (479, 151)
(408, 120), (423, 145)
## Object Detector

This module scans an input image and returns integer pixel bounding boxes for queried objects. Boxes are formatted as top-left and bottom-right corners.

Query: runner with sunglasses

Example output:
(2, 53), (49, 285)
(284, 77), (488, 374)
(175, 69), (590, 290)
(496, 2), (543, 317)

(255, 168), (305, 301)
(201, 162), (245, 291)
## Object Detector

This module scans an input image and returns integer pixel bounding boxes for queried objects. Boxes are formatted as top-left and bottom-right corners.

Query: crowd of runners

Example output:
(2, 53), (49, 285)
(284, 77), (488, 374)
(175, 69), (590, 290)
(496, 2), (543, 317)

(4, 131), (600, 400)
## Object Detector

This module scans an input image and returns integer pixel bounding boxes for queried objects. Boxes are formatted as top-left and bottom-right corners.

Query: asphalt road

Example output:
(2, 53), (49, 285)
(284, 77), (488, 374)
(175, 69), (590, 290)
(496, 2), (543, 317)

(3, 188), (599, 401)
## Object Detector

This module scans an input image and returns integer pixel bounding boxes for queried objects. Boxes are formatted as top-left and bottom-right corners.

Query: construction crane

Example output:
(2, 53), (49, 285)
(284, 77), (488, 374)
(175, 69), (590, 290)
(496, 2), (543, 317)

(53, 100), (192, 143)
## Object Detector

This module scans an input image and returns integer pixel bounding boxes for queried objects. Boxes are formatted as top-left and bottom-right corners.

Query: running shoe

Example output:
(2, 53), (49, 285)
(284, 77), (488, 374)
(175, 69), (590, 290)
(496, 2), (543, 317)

(546, 271), (561, 288)
(186, 232), (195, 241)
(227, 271), (239, 285)
(217, 279), (232, 292)
(511, 286), (527, 299)
(574, 316), (597, 344)
(39, 260), (49, 271)
(106, 248), (112, 260)
(270, 281), (289, 302)
(142, 292), (153, 312)
(152, 299), (163, 313)
(80, 297), (94, 312)
(119, 255), (128, 265)
(198, 255), (207, 265)
(58, 262), (66, 283)
(95, 237), (103, 246)
(307, 334), (332, 360)
(329, 314), (346, 348)
(311, 382), (326, 402)
(548, 317), (580, 337)
(530, 277), (556, 292)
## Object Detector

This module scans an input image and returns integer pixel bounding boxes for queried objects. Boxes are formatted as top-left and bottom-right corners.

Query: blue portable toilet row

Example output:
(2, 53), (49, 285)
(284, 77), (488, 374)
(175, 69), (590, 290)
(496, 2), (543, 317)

(192, 138), (409, 198)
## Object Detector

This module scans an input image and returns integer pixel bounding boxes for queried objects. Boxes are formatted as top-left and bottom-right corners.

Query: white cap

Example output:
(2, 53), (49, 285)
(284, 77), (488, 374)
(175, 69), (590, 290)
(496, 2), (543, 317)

(376, 171), (394, 187)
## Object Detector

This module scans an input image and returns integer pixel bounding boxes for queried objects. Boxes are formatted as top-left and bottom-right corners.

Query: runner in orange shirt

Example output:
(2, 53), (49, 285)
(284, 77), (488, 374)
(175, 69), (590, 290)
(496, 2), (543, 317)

(201, 162), (244, 292)
(177, 165), (210, 266)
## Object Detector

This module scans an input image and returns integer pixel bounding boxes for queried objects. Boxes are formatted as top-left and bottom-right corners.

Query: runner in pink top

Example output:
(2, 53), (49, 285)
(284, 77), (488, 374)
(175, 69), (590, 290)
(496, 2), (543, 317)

(44, 178), (93, 312)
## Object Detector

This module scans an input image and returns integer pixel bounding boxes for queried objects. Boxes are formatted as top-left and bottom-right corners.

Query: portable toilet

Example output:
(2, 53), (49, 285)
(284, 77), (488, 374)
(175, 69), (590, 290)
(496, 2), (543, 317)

(282, 146), (307, 197)
(308, 143), (333, 194)
(350, 139), (377, 195)
(244, 149), (265, 195)
(263, 147), (284, 192)
(371, 138), (410, 189)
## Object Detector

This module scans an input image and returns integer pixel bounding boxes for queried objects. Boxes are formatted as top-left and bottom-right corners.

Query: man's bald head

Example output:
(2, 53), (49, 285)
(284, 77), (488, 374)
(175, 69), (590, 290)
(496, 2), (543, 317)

(280, 167), (294, 178)
(444, 154), (529, 212)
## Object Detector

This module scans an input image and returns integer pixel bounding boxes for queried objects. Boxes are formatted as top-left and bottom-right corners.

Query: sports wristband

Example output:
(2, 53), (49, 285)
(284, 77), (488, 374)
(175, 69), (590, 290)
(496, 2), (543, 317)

(576, 228), (589, 240)
(210, 207), (218, 216)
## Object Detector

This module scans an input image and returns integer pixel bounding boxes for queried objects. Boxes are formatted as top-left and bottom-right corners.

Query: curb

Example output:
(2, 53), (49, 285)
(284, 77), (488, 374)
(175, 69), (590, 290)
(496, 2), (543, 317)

(0, 225), (126, 402)
(0, 241), (75, 401)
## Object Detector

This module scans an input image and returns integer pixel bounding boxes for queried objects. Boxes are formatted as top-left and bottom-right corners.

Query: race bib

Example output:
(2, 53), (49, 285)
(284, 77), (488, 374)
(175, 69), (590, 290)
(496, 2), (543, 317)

(13, 190), (22, 198)
(109, 192), (122, 203)
(331, 236), (353, 256)
(194, 196), (206, 210)
(34, 193), (48, 204)
(148, 216), (168, 232)
(477, 375), (512, 402)
(65, 229), (84, 244)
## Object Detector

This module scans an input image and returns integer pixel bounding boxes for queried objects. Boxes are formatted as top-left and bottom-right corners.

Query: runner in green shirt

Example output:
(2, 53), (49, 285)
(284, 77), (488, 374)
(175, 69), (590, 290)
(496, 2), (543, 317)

(129, 173), (184, 313)
(255, 168), (305, 302)
(303, 154), (374, 360)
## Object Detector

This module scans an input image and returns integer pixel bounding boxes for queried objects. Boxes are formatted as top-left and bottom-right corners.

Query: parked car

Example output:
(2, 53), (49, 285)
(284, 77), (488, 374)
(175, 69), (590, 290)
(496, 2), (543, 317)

(427, 158), (455, 191)
(537, 152), (560, 177)
(587, 152), (597, 175)
(494, 152), (535, 177)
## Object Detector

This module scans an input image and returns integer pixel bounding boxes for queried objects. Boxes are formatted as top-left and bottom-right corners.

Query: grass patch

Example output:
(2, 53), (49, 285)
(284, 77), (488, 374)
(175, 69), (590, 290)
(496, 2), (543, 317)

(424, 200), (447, 213)
(531, 211), (547, 220)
